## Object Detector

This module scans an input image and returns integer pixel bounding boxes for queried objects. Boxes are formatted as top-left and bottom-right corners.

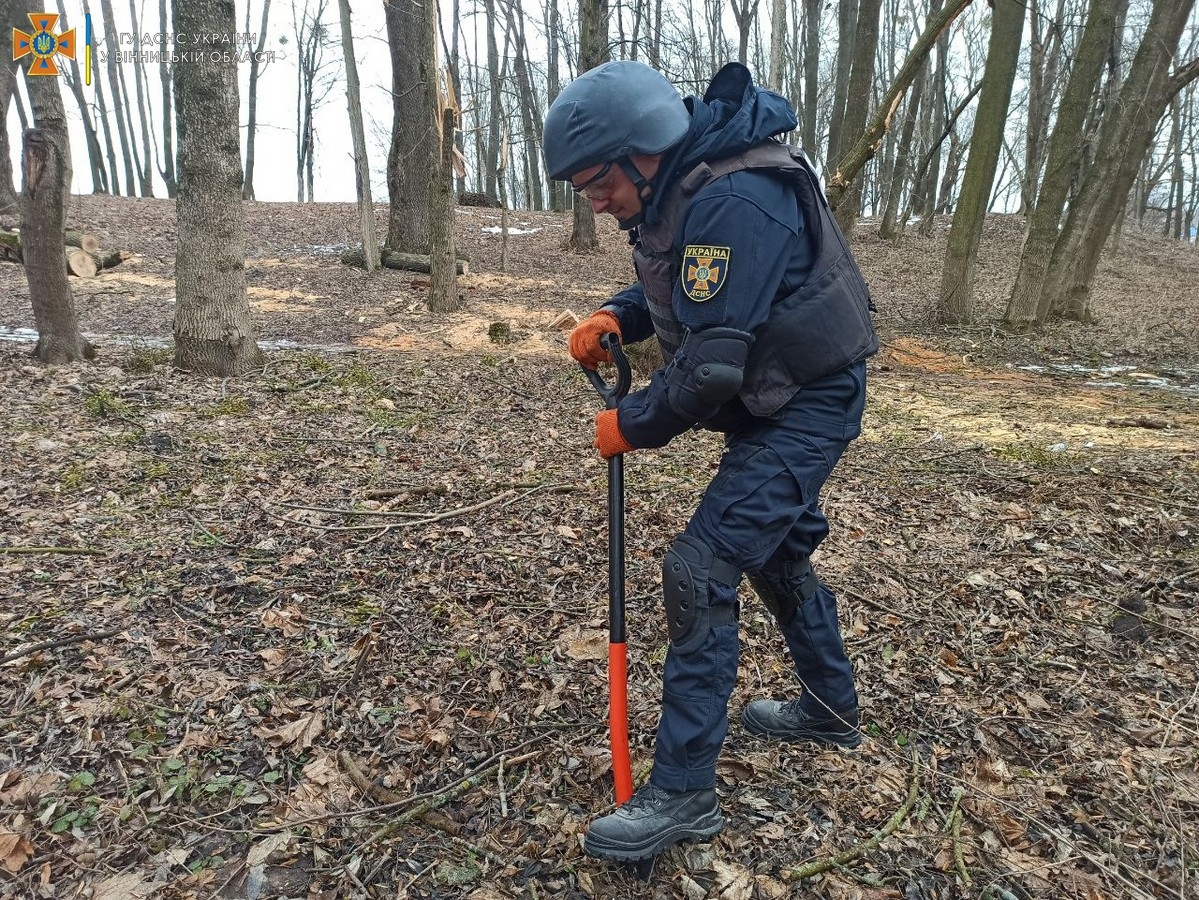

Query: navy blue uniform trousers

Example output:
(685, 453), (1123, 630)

(651, 362), (866, 792)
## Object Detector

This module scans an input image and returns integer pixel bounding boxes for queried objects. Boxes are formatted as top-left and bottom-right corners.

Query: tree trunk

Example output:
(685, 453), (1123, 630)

(172, 0), (264, 376)
(19, 46), (94, 364)
(1005, 0), (1125, 331)
(568, 0), (608, 251)
(801, 0), (819, 153)
(126, 0), (155, 196)
(832, 0), (882, 235)
(728, 0), (759, 66)
(429, 108), (461, 312)
(879, 54), (927, 239)
(767, 0), (785, 92)
(158, 0), (177, 196)
(81, 0), (122, 196)
(826, 0), (858, 168)
(1041, 0), (1197, 323)
(22, 131), (95, 362)
(99, 0), (137, 195)
(544, 0), (566, 211)
(483, 0), (503, 201)
(384, 0), (437, 252)
(937, 0), (1025, 325)
(243, 0), (272, 199)
(53, 0), (108, 194)
(337, 0), (379, 270)
(502, 0), (544, 211)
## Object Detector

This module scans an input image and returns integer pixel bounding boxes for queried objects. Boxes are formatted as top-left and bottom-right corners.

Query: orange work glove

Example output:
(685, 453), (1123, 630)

(568, 310), (622, 370)
(594, 409), (635, 459)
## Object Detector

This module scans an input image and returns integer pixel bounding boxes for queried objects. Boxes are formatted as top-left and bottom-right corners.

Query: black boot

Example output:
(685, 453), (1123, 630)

(582, 783), (725, 861)
(742, 699), (861, 748)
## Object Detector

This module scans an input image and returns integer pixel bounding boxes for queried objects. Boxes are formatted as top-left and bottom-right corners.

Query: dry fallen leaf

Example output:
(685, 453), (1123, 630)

(0, 831), (34, 874)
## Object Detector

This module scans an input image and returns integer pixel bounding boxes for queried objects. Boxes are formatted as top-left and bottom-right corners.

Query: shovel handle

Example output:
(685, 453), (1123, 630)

(583, 333), (632, 410)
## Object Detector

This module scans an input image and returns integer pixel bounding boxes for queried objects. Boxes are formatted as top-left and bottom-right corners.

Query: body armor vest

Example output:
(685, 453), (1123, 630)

(631, 142), (877, 418)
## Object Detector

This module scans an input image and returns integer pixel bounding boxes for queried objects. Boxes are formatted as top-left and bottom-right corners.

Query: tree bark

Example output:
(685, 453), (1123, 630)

(1004, 0), (1126, 331)
(937, 0), (1025, 325)
(22, 130), (95, 362)
(18, 43), (94, 365)
(384, 0), (437, 252)
(337, 0), (379, 270)
(171, 0), (264, 375)
(1042, 0), (1197, 323)
(429, 107), (462, 312)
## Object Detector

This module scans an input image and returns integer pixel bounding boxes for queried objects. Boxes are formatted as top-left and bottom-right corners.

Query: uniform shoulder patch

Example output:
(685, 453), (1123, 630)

(681, 245), (731, 302)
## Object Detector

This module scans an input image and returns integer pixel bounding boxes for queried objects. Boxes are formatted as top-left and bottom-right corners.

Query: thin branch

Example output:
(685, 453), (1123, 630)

(1, 627), (123, 665)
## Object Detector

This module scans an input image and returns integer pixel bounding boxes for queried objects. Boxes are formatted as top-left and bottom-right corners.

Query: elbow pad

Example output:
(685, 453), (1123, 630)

(666, 327), (754, 421)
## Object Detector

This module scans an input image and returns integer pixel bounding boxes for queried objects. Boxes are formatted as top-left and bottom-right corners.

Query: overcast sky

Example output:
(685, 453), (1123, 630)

(6, 0), (394, 204)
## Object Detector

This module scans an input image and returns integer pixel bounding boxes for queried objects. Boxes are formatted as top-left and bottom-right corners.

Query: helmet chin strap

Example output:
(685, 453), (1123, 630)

(615, 156), (655, 230)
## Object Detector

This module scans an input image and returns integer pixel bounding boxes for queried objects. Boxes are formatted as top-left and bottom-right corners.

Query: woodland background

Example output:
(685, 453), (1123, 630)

(0, 0), (1197, 899)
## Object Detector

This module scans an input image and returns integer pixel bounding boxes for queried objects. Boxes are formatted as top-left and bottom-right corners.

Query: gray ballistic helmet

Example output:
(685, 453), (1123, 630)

(543, 60), (690, 182)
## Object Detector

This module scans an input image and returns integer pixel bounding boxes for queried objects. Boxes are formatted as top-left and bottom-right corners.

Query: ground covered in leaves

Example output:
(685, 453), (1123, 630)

(0, 197), (1197, 900)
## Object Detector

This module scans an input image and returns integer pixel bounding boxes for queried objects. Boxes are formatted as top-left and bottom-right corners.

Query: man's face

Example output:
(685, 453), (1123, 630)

(570, 156), (660, 223)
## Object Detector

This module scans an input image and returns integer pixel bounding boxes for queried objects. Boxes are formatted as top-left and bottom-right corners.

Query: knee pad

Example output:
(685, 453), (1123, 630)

(662, 534), (740, 656)
(748, 556), (817, 626)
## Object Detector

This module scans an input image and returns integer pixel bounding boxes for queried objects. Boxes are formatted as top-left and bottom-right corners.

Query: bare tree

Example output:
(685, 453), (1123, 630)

(157, 0), (176, 195)
(243, 0), (272, 200)
(83, 0), (122, 197)
(568, 0), (608, 251)
(384, 0), (438, 252)
(937, 0), (1025, 324)
(54, 0), (108, 194)
(15, 13), (95, 363)
(337, 0), (378, 270)
(126, 0), (155, 195)
(832, 0), (882, 234)
(1005, 0), (1127, 331)
(99, 0), (136, 195)
(1039, 0), (1198, 323)
(172, 0), (264, 375)
(293, 0), (337, 202)
(728, 0), (760, 66)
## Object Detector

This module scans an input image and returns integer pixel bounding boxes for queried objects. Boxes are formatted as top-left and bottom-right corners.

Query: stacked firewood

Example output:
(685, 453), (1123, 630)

(0, 226), (124, 276)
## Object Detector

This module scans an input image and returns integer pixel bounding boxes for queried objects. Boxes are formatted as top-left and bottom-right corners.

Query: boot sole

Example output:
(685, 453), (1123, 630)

(742, 709), (862, 748)
(582, 811), (725, 861)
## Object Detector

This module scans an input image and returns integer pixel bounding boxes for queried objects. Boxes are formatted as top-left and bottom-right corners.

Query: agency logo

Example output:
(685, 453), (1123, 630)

(12, 12), (76, 76)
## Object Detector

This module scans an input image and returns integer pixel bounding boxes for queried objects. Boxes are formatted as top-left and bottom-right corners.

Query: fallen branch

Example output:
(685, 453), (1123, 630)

(1, 626), (123, 665)
(0, 545), (105, 555)
(341, 247), (469, 275)
(791, 749), (921, 880)
(947, 786), (971, 886)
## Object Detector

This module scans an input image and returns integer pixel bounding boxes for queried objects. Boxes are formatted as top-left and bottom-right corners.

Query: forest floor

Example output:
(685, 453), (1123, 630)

(0, 196), (1197, 900)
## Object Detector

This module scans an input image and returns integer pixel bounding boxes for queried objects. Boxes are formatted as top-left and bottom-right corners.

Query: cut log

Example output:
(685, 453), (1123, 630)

(91, 249), (124, 271)
(66, 247), (97, 277)
(0, 230), (21, 261)
(340, 246), (469, 275)
(64, 229), (100, 252)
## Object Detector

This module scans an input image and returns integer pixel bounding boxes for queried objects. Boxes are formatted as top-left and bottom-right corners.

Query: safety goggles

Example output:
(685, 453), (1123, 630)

(570, 162), (615, 201)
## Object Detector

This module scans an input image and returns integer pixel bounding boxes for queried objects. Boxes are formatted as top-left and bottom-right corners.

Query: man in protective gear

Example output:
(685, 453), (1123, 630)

(545, 60), (877, 862)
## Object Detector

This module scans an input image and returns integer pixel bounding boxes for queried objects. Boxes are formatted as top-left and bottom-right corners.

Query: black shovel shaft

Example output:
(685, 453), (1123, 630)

(582, 334), (632, 645)
(607, 454), (626, 644)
